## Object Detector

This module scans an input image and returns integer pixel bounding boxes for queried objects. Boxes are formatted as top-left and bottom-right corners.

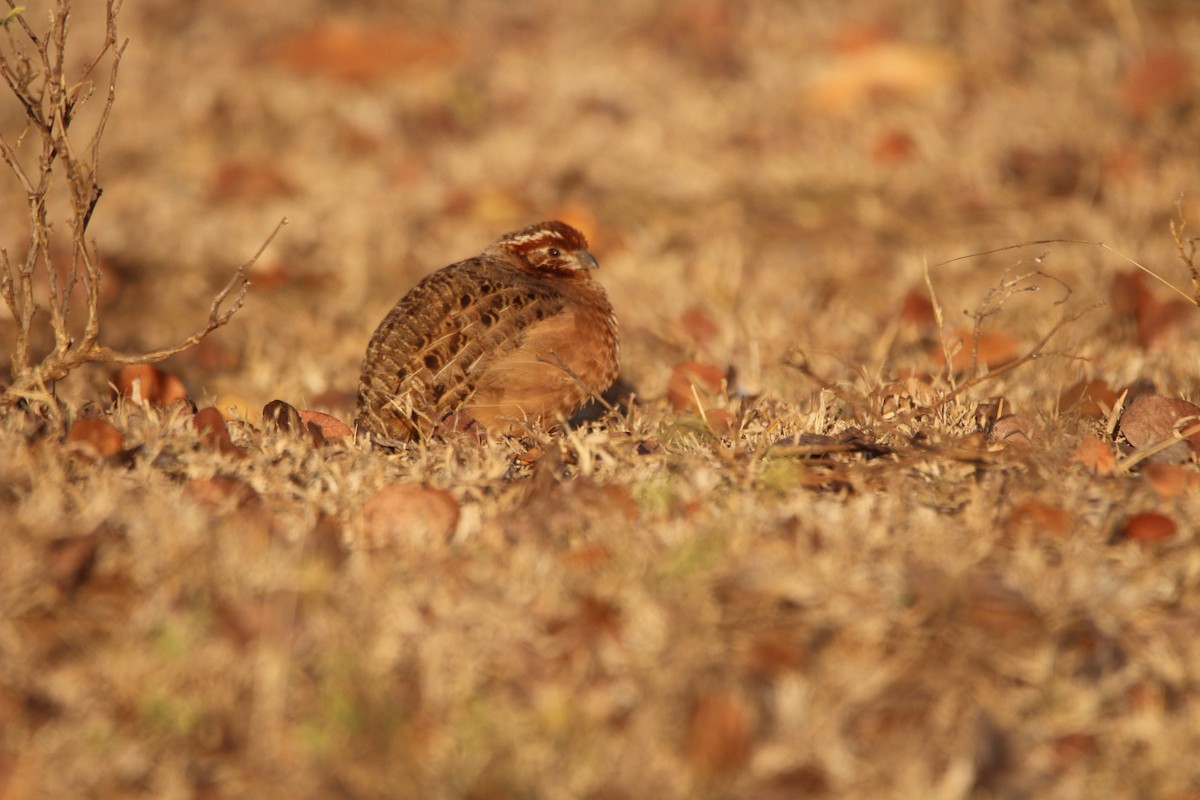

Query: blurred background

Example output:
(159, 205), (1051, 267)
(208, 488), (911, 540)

(1, 0), (1197, 407)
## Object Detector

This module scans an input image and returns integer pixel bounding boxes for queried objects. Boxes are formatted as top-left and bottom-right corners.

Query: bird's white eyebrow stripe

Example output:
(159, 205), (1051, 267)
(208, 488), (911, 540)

(502, 232), (563, 247)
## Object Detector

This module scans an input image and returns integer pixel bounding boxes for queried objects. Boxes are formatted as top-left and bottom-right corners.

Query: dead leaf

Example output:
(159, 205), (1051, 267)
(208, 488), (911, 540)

(185, 476), (260, 509)
(113, 364), (189, 406)
(990, 414), (1042, 448)
(193, 407), (246, 458)
(362, 483), (460, 549)
(686, 690), (752, 775)
(1059, 379), (1119, 418)
(1118, 511), (1177, 544)
(935, 329), (1021, 373)
(872, 129), (916, 164)
(899, 288), (936, 328)
(209, 160), (294, 202)
(1070, 436), (1116, 475)
(1118, 394), (1200, 462)
(1051, 732), (1097, 772)
(1143, 463), (1200, 498)
(679, 306), (721, 346)
(667, 361), (726, 412)
(271, 22), (457, 82)
(1119, 51), (1191, 119)
(1005, 500), (1073, 539)
(805, 40), (957, 114)
(299, 410), (353, 443)
(67, 417), (124, 460)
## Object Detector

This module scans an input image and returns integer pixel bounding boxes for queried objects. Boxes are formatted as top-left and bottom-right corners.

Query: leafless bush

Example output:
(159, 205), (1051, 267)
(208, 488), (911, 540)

(0, 0), (280, 411)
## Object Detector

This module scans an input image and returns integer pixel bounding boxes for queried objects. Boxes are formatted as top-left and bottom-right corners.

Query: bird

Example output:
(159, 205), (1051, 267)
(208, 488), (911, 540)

(355, 220), (620, 444)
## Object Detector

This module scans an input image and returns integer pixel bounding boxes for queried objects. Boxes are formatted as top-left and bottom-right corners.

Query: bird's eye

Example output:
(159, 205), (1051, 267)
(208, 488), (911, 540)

(547, 248), (560, 258)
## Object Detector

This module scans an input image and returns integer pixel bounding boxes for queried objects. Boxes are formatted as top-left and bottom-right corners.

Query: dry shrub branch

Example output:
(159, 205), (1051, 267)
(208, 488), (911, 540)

(0, 0), (281, 410)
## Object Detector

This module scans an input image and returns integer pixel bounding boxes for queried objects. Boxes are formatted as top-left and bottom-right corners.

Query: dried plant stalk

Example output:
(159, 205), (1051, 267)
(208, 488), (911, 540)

(0, 0), (280, 410)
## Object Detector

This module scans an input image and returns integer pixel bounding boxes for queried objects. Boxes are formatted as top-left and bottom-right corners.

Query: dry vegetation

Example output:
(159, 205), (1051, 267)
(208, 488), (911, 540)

(3, 1), (1200, 798)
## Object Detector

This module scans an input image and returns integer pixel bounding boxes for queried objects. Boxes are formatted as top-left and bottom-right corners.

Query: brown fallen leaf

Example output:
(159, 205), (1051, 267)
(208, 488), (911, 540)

(193, 407), (245, 458)
(185, 476), (260, 509)
(1005, 500), (1073, 539)
(1070, 436), (1116, 475)
(990, 414), (1042, 449)
(1142, 463), (1200, 498)
(1118, 394), (1200, 462)
(361, 483), (460, 549)
(873, 129), (916, 164)
(679, 305), (721, 346)
(67, 417), (124, 460)
(935, 329), (1021, 374)
(1117, 511), (1177, 544)
(805, 40), (957, 115)
(899, 288), (936, 328)
(1059, 379), (1119, 418)
(271, 22), (457, 82)
(686, 690), (753, 775)
(1119, 51), (1192, 119)
(209, 160), (295, 202)
(667, 361), (726, 413)
(299, 410), (353, 443)
(113, 364), (190, 406)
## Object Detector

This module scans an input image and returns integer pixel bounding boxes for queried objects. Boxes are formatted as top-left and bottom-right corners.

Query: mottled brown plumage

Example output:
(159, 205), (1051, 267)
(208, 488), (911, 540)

(356, 221), (620, 443)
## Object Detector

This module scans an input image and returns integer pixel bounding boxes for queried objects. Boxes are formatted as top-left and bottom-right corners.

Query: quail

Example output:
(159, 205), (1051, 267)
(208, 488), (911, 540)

(356, 220), (620, 443)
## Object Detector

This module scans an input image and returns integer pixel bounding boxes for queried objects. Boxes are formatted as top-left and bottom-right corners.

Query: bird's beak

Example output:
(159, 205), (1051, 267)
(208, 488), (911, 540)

(579, 251), (600, 270)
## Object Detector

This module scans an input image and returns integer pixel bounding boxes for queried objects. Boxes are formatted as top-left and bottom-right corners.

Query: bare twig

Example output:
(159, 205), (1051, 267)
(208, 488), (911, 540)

(0, 1), (281, 411)
(90, 218), (288, 365)
(933, 237), (1197, 306)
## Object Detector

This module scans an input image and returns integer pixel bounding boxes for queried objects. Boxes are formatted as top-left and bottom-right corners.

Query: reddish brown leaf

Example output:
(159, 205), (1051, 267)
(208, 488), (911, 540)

(113, 364), (189, 406)
(362, 483), (459, 549)
(271, 22), (457, 82)
(872, 129), (915, 164)
(1051, 733), (1097, 772)
(935, 329), (1021, 373)
(679, 306), (721, 345)
(1118, 394), (1200, 462)
(667, 361), (725, 413)
(193, 407), (245, 458)
(1059, 379), (1119, 418)
(185, 476), (260, 509)
(1136, 298), (1194, 350)
(1119, 51), (1192, 119)
(67, 417), (124, 460)
(899, 288), (936, 328)
(1070, 436), (1116, 475)
(1143, 463), (1200, 498)
(686, 690), (752, 775)
(1006, 500), (1073, 539)
(990, 414), (1042, 448)
(299, 410), (353, 443)
(962, 578), (1040, 634)
(209, 160), (294, 201)
(1119, 512), (1177, 544)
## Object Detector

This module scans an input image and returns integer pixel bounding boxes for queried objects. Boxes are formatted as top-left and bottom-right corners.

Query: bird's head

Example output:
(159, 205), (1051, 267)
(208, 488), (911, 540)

(492, 220), (600, 276)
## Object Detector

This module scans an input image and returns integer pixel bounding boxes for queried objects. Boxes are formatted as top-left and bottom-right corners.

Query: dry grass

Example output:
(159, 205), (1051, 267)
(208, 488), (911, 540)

(3, 1), (1200, 798)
